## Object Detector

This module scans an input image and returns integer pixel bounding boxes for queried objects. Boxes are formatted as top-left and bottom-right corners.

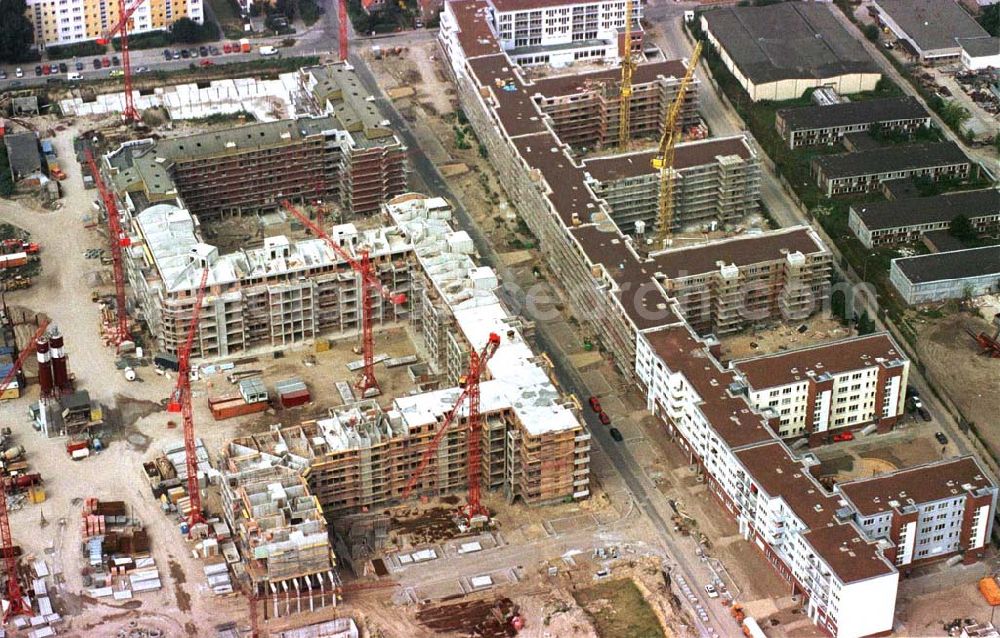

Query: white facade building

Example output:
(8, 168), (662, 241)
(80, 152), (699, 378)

(487, 0), (642, 67)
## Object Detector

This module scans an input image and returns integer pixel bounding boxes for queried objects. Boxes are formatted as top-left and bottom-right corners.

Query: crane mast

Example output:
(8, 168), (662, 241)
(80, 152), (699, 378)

(652, 42), (702, 248)
(85, 148), (131, 347)
(282, 200), (406, 396)
(96, 0), (147, 123)
(167, 267), (211, 531)
(617, 0), (635, 150)
(402, 334), (501, 524)
(0, 320), (49, 623)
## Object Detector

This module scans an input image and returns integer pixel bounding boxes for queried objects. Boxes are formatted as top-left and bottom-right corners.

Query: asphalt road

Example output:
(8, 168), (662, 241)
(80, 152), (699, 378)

(341, 11), (731, 634)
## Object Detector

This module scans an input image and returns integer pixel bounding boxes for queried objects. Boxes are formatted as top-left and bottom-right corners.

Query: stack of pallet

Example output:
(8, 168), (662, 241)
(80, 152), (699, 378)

(82, 498), (161, 600)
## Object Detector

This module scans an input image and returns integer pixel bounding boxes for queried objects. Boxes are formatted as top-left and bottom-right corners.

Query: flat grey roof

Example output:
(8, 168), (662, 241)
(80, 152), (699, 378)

(893, 245), (1000, 284)
(813, 142), (969, 179)
(875, 0), (988, 53)
(852, 189), (1000, 231)
(958, 36), (1000, 58)
(702, 3), (878, 84)
(777, 96), (928, 131)
(3, 133), (41, 178)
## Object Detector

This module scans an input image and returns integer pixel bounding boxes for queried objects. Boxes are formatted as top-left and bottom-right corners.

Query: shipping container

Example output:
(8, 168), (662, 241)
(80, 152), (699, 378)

(0, 253), (27, 269)
(278, 389), (311, 408)
(154, 353), (179, 371)
(209, 396), (268, 421)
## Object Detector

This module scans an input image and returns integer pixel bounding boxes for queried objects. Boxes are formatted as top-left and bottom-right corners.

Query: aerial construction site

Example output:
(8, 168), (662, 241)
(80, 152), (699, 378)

(0, 0), (997, 636)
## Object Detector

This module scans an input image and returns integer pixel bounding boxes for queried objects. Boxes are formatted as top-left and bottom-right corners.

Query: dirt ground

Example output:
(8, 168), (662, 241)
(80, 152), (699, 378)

(0, 116), (430, 635)
(914, 312), (1000, 452)
(718, 314), (853, 362)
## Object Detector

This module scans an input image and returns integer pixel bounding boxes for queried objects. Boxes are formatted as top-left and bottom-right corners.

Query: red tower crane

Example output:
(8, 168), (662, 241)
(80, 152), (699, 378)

(0, 319), (50, 622)
(167, 267), (210, 531)
(338, 0), (349, 61)
(282, 200), (406, 396)
(96, 0), (148, 123)
(401, 333), (501, 522)
(85, 148), (131, 348)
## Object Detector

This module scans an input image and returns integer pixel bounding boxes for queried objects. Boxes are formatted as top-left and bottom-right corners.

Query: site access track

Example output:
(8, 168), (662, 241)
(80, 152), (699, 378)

(340, 47), (732, 637)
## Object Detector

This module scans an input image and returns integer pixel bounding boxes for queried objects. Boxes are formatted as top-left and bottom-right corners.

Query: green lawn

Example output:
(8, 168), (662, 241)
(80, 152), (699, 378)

(572, 579), (665, 638)
(208, 0), (244, 39)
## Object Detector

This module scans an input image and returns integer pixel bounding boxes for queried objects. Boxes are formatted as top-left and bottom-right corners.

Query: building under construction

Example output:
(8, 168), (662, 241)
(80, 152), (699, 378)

(224, 194), (589, 518)
(122, 203), (413, 358)
(582, 135), (761, 235)
(219, 454), (339, 620)
(529, 60), (701, 151)
(105, 65), (406, 219)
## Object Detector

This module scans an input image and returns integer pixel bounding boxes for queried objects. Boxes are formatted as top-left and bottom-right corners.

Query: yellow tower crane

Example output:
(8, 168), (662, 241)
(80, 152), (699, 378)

(617, 0), (636, 151)
(652, 41), (702, 248)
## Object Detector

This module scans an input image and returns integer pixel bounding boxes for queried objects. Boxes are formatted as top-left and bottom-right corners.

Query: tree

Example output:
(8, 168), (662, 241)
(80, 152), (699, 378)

(857, 310), (875, 335)
(171, 17), (211, 43)
(0, 0), (34, 63)
(863, 24), (880, 42)
(979, 4), (1000, 37)
(949, 215), (977, 242)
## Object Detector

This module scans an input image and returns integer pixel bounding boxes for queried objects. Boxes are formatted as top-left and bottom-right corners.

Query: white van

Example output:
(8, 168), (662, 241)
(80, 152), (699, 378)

(67, 72), (82, 81)
(259, 45), (278, 56)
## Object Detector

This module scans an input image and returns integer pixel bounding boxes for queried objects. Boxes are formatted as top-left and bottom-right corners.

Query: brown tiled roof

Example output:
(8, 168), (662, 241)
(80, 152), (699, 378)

(652, 226), (826, 279)
(449, 0), (503, 58)
(733, 333), (905, 390)
(735, 441), (838, 528)
(467, 56), (549, 138)
(582, 136), (753, 182)
(838, 457), (995, 518)
(646, 327), (775, 449)
(802, 523), (896, 583)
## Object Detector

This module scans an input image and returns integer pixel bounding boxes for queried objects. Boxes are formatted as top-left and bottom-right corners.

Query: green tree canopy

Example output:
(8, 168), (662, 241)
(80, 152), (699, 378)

(0, 0), (34, 63)
(949, 215), (977, 242)
(979, 4), (999, 36)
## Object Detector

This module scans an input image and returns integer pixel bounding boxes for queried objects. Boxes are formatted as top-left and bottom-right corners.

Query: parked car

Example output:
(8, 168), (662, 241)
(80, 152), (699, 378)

(172, 51), (181, 60)
(609, 427), (623, 442)
(223, 43), (233, 54)
(111, 56), (120, 66)
(832, 431), (854, 443)
(199, 46), (208, 57)
(180, 49), (190, 58)
(49, 64), (59, 74)
(102, 57), (111, 67)
(209, 46), (220, 56)
(75, 61), (84, 71)
(919, 407), (932, 422)
(163, 49), (172, 60)
(0, 70), (6, 80)
(704, 584), (719, 599)
(199, 59), (214, 67)
(599, 411), (611, 426)
(58, 62), (67, 73)
(906, 385), (919, 398)
(588, 396), (601, 412)
(93, 58), (102, 69)
(935, 431), (948, 445)
(35, 65), (43, 76)
(14, 68), (23, 78)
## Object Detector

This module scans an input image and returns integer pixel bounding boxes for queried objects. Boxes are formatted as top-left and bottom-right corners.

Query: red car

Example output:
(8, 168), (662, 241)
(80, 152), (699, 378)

(223, 43), (232, 53)
(102, 57), (111, 68)
(599, 411), (611, 426)
(588, 396), (601, 412)
(200, 59), (214, 67)
(41, 65), (51, 75)
(832, 431), (854, 443)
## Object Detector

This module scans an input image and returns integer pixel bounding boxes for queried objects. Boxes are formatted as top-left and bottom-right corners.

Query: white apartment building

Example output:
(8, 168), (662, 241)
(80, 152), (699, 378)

(635, 325), (899, 638)
(26, 0), (203, 48)
(732, 334), (909, 442)
(487, 0), (643, 67)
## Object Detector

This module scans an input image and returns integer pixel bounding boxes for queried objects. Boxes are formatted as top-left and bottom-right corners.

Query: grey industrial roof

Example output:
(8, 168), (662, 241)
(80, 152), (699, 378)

(3, 133), (41, 179)
(875, 0), (988, 53)
(958, 36), (1000, 58)
(893, 245), (1000, 284)
(701, 3), (878, 84)
(777, 96), (928, 131)
(853, 189), (1000, 231)
(813, 142), (969, 179)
